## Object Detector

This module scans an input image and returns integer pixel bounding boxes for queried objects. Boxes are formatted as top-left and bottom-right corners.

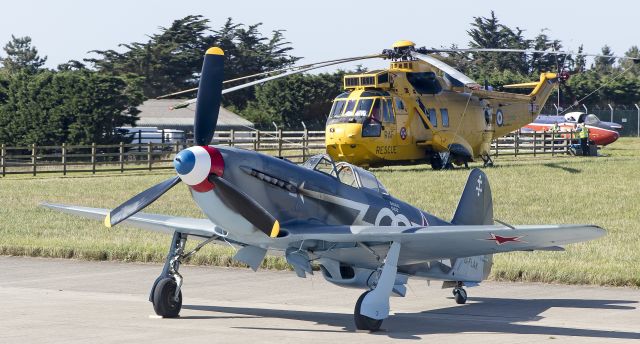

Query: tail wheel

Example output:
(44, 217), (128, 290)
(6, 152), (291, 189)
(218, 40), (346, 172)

(453, 288), (468, 304)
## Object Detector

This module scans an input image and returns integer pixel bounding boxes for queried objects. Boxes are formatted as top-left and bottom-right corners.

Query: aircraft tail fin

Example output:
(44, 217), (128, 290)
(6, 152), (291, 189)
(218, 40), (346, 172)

(451, 169), (493, 226)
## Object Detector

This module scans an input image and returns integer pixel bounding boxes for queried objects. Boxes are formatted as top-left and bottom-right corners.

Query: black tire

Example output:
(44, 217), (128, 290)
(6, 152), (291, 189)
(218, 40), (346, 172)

(453, 288), (467, 304)
(152, 277), (182, 318)
(430, 153), (443, 170)
(354, 291), (383, 331)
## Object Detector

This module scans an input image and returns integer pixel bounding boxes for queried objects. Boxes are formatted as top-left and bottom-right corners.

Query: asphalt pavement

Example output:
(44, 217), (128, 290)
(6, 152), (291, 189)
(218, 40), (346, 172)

(1, 256), (639, 343)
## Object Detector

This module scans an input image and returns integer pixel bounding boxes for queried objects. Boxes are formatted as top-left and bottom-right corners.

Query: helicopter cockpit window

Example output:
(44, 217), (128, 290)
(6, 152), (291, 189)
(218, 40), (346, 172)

(302, 154), (337, 177)
(406, 72), (442, 94)
(370, 99), (382, 122)
(343, 100), (357, 116)
(330, 100), (346, 117)
(382, 99), (395, 122)
(585, 114), (600, 125)
(354, 99), (374, 117)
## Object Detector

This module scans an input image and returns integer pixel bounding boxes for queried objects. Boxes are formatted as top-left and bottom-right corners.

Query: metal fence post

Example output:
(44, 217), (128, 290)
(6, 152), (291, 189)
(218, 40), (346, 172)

(91, 143), (96, 174)
(62, 143), (67, 175)
(230, 129), (235, 147)
(608, 104), (614, 123)
(31, 143), (37, 176)
(1, 143), (5, 177)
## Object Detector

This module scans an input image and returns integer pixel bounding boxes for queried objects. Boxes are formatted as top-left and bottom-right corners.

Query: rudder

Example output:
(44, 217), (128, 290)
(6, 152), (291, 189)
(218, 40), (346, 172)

(451, 168), (493, 225)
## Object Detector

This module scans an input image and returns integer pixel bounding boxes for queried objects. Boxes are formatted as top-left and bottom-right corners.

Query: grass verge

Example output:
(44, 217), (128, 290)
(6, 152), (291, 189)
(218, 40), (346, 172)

(1, 138), (638, 286)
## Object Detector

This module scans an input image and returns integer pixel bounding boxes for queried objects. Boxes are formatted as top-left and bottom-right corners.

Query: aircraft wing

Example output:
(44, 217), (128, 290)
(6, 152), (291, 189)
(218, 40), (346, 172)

(41, 203), (218, 238)
(280, 224), (605, 260)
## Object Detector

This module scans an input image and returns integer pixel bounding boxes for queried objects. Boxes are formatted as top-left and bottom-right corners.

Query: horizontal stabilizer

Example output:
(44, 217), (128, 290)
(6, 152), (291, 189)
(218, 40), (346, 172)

(503, 82), (539, 89)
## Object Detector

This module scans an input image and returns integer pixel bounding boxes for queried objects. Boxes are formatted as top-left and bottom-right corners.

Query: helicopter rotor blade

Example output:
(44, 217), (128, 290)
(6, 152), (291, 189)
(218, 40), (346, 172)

(428, 48), (640, 62)
(171, 54), (382, 110)
(411, 52), (479, 88)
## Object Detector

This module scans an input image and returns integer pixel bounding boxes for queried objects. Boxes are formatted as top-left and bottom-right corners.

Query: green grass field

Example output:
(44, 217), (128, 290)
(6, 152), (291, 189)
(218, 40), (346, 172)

(1, 138), (639, 286)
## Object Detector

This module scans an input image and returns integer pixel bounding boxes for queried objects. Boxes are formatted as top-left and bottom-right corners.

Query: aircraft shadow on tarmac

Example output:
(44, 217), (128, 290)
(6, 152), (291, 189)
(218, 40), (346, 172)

(183, 296), (639, 340)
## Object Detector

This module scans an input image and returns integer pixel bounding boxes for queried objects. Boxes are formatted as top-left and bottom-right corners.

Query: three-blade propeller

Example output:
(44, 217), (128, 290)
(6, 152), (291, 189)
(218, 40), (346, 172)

(104, 47), (280, 238)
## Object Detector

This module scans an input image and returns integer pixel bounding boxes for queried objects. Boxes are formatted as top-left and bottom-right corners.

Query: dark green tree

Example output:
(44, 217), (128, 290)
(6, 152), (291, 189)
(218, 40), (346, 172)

(86, 15), (299, 108)
(593, 45), (615, 74)
(1, 35), (47, 74)
(0, 70), (143, 145)
(242, 72), (344, 130)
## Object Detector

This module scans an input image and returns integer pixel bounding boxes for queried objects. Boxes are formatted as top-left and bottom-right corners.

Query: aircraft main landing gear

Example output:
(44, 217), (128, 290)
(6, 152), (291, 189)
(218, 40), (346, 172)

(150, 231), (216, 317)
(354, 291), (383, 331)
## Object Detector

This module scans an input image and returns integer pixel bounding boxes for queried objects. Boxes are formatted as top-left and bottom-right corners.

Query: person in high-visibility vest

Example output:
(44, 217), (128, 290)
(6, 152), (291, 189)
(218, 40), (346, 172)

(551, 123), (560, 133)
(579, 123), (590, 156)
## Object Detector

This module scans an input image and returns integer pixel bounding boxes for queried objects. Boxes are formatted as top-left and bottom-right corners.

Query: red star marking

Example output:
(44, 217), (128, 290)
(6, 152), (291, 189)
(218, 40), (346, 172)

(485, 233), (525, 245)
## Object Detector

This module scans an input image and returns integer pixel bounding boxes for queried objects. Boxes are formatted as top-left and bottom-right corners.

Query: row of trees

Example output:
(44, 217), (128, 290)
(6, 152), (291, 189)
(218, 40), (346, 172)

(445, 11), (640, 109)
(1, 13), (639, 145)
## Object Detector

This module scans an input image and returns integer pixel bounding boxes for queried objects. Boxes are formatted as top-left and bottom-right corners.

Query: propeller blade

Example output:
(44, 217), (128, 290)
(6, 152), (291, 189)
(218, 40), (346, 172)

(171, 54), (383, 110)
(411, 52), (479, 88)
(209, 175), (280, 238)
(194, 47), (225, 146)
(105, 176), (181, 227)
(429, 48), (640, 61)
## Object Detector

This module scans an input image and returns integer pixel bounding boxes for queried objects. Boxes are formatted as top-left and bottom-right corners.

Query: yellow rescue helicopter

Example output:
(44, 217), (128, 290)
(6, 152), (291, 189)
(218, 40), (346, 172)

(169, 41), (637, 169)
(325, 40), (562, 169)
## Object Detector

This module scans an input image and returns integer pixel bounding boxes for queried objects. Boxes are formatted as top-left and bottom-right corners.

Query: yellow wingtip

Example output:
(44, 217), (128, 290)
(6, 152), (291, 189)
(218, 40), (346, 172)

(104, 214), (112, 228)
(270, 220), (280, 238)
(206, 47), (224, 56)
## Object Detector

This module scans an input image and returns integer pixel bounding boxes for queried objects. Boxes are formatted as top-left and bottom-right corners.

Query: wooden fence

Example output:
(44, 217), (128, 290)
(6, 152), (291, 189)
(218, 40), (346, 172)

(0, 130), (325, 176)
(491, 130), (579, 157)
(0, 130), (581, 176)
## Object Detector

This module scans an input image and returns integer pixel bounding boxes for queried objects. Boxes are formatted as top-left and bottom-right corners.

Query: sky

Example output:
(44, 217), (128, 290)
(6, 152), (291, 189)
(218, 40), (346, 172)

(1, 0), (637, 72)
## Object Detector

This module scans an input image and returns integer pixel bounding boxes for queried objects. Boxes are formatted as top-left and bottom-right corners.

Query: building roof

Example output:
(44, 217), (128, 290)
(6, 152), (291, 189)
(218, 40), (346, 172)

(135, 99), (253, 129)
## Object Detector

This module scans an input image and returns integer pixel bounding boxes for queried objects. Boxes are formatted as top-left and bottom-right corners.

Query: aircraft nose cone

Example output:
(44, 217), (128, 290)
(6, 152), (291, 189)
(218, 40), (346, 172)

(174, 150), (196, 175)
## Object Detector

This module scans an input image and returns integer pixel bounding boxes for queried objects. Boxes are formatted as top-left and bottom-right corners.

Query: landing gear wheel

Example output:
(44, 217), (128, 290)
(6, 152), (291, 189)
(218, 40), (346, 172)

(354, 291), (383, 331)
(453, 288), (467, 304)
(430, 153), (443, 170)
(152, 277), (182, 318)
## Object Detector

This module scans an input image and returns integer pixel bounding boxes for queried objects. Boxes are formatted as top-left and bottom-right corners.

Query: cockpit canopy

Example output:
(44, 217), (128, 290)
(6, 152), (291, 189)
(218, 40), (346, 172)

(564, 112), (601, 124)
(302, 154), (389, 194)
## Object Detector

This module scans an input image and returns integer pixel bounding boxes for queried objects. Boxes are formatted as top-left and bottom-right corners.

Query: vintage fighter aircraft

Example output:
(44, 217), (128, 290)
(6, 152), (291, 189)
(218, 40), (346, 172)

(43, 47), (605, 331)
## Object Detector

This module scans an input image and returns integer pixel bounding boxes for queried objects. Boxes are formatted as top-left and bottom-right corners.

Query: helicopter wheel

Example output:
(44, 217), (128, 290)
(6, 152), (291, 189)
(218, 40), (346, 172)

(430, 153), (444, 170)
